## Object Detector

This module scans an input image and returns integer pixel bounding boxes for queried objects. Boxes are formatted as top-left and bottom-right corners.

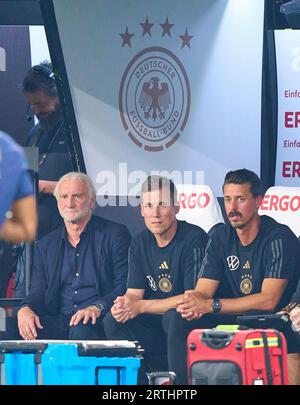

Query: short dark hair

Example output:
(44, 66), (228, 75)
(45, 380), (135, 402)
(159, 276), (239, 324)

(141, 175), (177, 205)
(22, 61), (57, 98)
(223, 169), (262, 198)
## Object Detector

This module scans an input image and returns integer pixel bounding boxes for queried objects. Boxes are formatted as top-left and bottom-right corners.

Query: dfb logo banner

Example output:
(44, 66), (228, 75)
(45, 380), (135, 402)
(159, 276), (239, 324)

(119, 47), (190, 151)
(51, 0), (264, 196)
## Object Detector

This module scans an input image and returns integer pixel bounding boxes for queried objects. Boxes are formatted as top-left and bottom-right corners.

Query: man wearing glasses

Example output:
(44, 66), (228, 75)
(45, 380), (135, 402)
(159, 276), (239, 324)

(104, 175), (208, 384)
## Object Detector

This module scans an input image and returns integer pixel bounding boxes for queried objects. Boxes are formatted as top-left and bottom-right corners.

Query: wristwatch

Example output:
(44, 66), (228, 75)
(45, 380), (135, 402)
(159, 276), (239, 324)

(211, 298), (222, 313)
(93, 303), (105, 313)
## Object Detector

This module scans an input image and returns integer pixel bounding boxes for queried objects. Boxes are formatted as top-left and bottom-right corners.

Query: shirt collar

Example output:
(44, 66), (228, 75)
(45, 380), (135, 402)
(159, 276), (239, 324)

(61, 215), (94, 242)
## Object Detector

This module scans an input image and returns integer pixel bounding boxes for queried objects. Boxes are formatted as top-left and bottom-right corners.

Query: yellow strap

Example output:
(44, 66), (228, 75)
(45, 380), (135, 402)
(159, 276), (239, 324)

(245, 336), (278, 349)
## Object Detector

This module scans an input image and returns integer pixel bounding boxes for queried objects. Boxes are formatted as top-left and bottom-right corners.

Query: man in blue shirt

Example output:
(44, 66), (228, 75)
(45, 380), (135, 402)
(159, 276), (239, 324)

(0, 131), (36, 243)
(2, 172), (130, 340)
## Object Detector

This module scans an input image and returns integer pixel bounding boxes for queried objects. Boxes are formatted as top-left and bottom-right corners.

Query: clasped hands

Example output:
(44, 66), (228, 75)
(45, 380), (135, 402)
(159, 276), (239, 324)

(176, 290), (211, 321)
(111, 295), (142, 323)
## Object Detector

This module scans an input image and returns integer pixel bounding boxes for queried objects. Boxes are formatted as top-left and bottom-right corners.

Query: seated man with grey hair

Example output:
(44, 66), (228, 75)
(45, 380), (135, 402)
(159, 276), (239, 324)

(2, 172), (130, 340)
(103, 175), (208, 384)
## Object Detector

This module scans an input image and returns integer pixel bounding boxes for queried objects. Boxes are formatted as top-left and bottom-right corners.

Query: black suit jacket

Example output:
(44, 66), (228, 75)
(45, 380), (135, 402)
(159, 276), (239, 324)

(21, 216), (131, 316)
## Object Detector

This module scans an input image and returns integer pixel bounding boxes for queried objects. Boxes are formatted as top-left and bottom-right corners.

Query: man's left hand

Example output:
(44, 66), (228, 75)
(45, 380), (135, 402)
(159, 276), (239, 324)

(177, 290), (211, 320)
(69, 306), (101, 326)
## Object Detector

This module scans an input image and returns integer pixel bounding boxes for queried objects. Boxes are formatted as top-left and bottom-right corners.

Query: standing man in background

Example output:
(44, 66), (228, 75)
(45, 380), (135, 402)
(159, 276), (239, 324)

(23, 61), (73, 239)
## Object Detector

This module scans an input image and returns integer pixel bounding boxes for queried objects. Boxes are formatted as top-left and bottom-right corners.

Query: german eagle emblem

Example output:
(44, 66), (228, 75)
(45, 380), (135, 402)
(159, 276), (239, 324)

(138, 77), (171, 120)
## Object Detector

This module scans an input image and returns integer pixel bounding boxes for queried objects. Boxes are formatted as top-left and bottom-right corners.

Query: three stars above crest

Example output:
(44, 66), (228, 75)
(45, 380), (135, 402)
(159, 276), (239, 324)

(119, 16), (193, 49)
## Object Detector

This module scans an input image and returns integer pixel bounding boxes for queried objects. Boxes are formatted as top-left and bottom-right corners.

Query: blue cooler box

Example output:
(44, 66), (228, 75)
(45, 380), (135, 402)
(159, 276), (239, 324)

(0, 340), (142, 385)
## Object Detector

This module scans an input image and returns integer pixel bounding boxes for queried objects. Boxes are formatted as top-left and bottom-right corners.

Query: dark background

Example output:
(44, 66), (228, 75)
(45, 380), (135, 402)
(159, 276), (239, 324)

(0, 26), (32, 145)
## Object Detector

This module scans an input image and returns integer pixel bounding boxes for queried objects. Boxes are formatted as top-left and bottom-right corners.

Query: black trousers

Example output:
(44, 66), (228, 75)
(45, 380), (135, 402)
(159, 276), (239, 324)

(0, 313), (106, 340)
(103, 312), (170, 384)
(165, 309), (300, 385)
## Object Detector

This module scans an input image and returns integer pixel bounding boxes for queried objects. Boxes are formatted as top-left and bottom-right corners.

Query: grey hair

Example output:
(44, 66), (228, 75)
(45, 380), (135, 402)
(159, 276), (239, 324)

(54, 172), (96, 206)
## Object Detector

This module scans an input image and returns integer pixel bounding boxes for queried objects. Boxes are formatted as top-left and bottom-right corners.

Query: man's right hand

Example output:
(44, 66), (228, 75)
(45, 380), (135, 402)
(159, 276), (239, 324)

(17, 306), (43, 340)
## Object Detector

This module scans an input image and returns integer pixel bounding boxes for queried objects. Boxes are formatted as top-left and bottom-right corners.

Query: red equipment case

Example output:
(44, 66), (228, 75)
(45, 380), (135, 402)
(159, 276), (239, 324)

(187, 329), (289, 385)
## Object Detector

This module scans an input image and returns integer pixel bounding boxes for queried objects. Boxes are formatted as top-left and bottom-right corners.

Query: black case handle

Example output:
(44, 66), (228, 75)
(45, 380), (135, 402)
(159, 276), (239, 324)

(200, 331), (233, 349)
